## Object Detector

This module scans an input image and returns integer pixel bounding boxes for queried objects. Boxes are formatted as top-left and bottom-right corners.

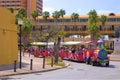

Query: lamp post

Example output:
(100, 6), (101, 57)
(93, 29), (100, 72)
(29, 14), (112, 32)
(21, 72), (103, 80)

(18, 18), (23, 69)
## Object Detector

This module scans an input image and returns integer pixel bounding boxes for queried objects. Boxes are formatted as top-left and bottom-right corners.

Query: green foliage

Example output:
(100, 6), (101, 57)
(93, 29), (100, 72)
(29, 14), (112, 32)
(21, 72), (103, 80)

(22, 18), (33, 34)
(59, 30), (66, 36)
(18, 8), (27, 17)
(106, 50), (113, 54)
(46, 57), (65, 66)
(52, 11), (60, 21)
(15, 13), (23, 24)
(88, 23), (99, 34)
(43, 11), (50, 21)
(31, 10), (39, 20)
(88, 10), (99, 40)
(71, 13), (79, 22)
(59, 9), (66, 18)
(100, 15), (107, 24)
(8, 8), (14, 13)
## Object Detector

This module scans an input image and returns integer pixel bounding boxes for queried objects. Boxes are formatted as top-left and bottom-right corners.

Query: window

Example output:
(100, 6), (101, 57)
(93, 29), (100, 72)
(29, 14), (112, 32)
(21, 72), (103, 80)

(64, 26), (70, 31)
(81, 25), (86, 30)
(107, 18), (116, 22)
(64, 19), (71, 22)
(48, 19), (54, 22)
(88, 45), (96, 50)
(33, 26), (36, 31)
(37, 19), (43, 23)
(73, 25), (78, 31)
(117, 18), (120, 22)
(79, 19), (88, 22)
(108, 25), (114, 30)
(57, 19), (62, 22)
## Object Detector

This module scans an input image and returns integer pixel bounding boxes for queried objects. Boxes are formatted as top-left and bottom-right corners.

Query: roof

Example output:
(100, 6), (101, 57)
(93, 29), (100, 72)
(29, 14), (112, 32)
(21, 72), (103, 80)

(37, 14), (120, 19)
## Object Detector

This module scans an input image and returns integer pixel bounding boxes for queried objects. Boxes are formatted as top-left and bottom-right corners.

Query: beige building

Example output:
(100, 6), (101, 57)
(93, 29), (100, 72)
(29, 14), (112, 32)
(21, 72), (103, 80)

(35, 13), (120, 38)
(0, 8), (18, 65)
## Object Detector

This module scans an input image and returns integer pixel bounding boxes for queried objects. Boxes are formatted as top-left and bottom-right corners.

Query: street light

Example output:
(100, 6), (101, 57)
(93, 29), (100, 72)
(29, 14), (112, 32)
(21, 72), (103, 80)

(18, 18), (23, 69)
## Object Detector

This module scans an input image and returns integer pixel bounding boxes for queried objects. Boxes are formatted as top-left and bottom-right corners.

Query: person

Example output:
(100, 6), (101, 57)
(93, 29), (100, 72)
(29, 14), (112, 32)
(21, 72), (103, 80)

(72, 48), (76, 54)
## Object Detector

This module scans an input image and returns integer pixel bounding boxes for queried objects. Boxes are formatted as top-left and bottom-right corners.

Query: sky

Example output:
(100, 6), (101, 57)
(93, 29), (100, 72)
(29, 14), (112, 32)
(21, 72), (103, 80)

(43, 0), (120, 15)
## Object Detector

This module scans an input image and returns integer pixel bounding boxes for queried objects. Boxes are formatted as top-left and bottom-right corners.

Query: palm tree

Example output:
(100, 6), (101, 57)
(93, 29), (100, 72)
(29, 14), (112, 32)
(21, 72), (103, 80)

(52, 11), (60, 22)
(18, 8), (27, 18)
(22, 18), (33, 47)
(43, 11), (50, 22)
(15, 13), (23, 24)
(52, 11), (60, 64)
(16, 8), (33, 48)
(52, 10), (61, 33)
(88, 10), (99, 41)
(31, 10), (39, 21)
(71, 13), (79, 41)
(42, 11), (50, 33)
(100, 15), (107, 39)
(31, 10), (39, 41)
(59, 9), (66, 22)
(59, 30), (66, 42)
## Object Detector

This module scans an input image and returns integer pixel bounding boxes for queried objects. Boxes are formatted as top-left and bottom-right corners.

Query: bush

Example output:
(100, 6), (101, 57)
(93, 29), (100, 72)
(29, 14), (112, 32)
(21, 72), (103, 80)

(46, 57), (65, 66)
(106, 50), (113, 54)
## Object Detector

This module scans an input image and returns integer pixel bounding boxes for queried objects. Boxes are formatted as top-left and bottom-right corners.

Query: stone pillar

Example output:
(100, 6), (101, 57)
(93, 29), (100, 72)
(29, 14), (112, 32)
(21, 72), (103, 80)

(113, 38), (120, 54)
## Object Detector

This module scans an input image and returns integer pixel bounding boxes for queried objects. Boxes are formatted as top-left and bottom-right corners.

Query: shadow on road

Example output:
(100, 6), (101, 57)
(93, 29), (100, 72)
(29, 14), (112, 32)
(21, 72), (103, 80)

(0, 62), (29, 71)
(0, 77), (21, 80)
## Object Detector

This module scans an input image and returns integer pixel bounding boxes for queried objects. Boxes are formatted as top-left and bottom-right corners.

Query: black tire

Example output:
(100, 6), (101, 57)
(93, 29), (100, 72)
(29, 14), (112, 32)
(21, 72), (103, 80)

(86, 60), (89, 64)
(91, 62), (96, 66)
(106, 62), (109, 67)
(86, 58), (91, 64)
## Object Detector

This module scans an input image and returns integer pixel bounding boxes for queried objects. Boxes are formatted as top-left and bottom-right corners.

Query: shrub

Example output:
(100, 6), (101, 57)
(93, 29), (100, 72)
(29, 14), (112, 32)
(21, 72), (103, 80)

(106, 50), (113, 54)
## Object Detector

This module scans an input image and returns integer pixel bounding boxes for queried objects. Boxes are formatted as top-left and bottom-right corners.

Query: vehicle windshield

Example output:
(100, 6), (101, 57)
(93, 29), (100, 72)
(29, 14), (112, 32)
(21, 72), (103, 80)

(88, 44), (96, 49)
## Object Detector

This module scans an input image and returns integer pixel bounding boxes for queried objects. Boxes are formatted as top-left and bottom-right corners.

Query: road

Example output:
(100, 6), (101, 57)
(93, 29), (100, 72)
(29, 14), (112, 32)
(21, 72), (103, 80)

(1, 61), (120, 80)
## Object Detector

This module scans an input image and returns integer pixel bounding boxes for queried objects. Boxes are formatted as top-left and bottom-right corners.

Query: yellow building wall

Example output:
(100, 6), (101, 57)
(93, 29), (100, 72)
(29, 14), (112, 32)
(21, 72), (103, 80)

(0, 8), (18, 65)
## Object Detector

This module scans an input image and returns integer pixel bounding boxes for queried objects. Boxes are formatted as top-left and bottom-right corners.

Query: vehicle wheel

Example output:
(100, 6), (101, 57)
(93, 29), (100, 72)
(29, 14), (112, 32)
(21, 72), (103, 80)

(91, 62), (96, 66)
(86, 58), (91, 64)
(86, 60), (89, 64)
(106, 62), (109, 67)
(85, 58), (89, 64)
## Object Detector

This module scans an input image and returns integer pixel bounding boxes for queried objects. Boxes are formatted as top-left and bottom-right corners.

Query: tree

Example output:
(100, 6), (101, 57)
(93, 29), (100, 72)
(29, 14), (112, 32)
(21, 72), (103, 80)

(59, 30), (66, 42)
(52, 11), (61, 64)
(52, 11), (61, 35)
(16, 8), (33, 48)
(59, 9), (66, 22)
(42, 11), (50, 35)
(71, 13), (79, 41)
(88, 10), (99, 41)
(22, 18), (33, 47)
(8, 8), (14, 13)
(31, 10), (39, 21)
(43, 11), (50, 22)
(18, 8), (27, 18)
(100, 15), (107, 38)
(15, 13), (23, 24)
(31, 10), (39, 41)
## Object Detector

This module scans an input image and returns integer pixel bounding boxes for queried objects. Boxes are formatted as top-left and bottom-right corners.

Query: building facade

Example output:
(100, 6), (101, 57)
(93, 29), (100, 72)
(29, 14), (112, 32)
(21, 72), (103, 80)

(0, 8), (18, 65)
(35, 13), (120, 38)
(0, 0), (43, 18)
(27, 0), (43, 18)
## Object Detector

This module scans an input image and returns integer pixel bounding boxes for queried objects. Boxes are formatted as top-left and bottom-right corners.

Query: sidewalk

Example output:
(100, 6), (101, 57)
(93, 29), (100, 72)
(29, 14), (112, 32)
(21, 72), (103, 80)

(109, 54), (120, 61)
(0, 53), (69, 77)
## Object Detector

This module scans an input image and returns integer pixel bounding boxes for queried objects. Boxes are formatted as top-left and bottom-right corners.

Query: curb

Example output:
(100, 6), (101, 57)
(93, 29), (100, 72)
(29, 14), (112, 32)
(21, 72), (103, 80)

(110, 60), (120, 62)
(0, 63), (70, 77)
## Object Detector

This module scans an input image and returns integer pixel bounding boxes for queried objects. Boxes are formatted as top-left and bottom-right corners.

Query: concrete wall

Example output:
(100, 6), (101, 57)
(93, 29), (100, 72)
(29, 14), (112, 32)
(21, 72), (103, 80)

(0, 8), (18, 65)
(113, 38), (120, 54)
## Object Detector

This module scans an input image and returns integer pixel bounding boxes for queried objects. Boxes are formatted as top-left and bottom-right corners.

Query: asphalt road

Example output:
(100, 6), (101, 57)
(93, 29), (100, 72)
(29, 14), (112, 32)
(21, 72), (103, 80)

(1, 61), (120, 80)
